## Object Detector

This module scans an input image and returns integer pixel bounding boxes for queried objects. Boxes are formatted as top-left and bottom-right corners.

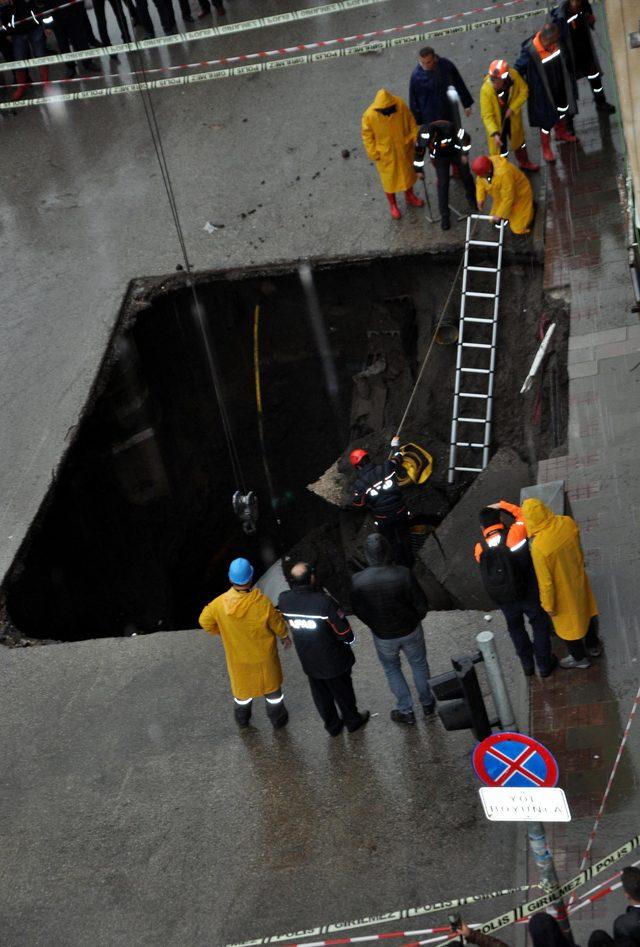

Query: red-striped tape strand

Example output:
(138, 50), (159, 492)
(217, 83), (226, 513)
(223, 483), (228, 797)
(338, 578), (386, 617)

(567, 683), (640, 909)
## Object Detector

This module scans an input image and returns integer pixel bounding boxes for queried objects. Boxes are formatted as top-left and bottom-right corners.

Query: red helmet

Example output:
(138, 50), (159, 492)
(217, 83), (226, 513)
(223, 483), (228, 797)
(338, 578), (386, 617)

(488, 59), (509, 80)
(471, 155), (494, 177)
(349, 448), (369, 467)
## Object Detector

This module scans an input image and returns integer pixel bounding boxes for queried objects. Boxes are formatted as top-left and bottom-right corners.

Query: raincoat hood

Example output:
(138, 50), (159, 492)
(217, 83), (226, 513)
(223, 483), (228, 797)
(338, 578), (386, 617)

(364, 533), (393, 566)
(522, 498), (555, 536)
(223, 586), (262, 617)
(373, 88), (396, 109)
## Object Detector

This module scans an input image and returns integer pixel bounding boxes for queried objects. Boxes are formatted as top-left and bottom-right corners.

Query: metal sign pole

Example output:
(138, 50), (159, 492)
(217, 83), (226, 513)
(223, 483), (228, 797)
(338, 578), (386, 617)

(527, 822), (575, 944)
(476, 629), (516, 731)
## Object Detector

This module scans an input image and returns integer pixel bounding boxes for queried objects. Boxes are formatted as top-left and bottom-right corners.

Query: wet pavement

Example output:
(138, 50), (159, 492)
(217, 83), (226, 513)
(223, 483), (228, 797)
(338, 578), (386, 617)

(531, 50), (640, 947)
(0, 611), (530, 946)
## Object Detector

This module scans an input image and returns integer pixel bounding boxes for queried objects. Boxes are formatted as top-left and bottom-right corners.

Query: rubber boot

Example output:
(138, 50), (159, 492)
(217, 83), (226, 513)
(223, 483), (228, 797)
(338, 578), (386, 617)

(515, 144), (539, 172)
(540, 129), (556, 163)
(405, 186), (424, 208)
(555, 118), (578, 143)
(386, 192), (401, 220)
(594, 90), (615, 114)
(11, 70), (29, 101)
(39, 65), (52, 94)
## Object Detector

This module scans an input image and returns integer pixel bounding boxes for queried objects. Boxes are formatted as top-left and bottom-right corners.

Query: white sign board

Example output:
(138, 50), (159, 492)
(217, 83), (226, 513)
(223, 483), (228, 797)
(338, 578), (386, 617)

(479, 787), (571, 822)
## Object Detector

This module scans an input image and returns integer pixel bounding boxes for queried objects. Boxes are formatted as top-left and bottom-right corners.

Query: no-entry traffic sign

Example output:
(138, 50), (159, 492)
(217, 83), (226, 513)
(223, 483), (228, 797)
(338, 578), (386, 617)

(472, 732), (559, 789)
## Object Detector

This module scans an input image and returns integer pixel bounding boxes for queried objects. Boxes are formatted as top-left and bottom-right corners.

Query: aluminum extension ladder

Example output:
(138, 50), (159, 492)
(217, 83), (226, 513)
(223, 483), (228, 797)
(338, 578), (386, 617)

(447, 214), (506, 484)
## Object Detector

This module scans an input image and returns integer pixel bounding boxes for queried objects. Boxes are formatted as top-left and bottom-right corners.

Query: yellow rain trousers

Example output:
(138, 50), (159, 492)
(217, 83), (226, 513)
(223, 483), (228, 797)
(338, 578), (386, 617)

(199, 586), (289, 700)
(479, 68), (529, 155)
(361, 88), (418, 194)
(475, 155), (534, 234)
(522, 499), (598, 641)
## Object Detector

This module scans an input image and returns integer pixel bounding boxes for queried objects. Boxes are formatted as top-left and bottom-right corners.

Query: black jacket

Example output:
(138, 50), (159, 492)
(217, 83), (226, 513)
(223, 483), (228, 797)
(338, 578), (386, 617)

(350, 535), (428, 638)
(414, 120), (471, 168)
(409, 57), (473, 127)
(613, 905), (640, 942)
(351, 457), (407, 522)
(277, 585), (355, 680)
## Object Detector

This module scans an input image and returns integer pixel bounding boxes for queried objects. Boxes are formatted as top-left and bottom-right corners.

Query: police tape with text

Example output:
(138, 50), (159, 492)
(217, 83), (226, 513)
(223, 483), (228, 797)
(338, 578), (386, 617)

(0, 7), (545, 111)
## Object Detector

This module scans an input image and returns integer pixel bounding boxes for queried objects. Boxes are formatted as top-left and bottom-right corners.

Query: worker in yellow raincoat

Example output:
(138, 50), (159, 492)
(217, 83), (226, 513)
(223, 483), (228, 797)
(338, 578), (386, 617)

(471, 154), (534, 235)
(199, 557), (292, 729)
(479, 58), (538, 170)
(522, 499), (601, 669)
(361, 88), (424, 220)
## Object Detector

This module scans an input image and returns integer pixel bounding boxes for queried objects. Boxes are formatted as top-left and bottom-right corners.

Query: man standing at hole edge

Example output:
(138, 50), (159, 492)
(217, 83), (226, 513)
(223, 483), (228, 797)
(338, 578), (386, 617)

(350, 438), (413, 568)
(351, 534), (435, 726)
(277, 563), (370, 737)
(474, 501), (557, 679)
(408, 46), (473, 131)
(515, 21), (578, 164)
(199, 558), (292, 730)
(552, 0), (616, 115)
(413, 120), (477, 231)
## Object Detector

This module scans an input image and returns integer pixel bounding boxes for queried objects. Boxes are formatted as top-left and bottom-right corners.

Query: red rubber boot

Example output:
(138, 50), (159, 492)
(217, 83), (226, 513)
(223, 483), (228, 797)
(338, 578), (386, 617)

(39, 65), (52, 95)
(515, 144), (539, 172)
(386, 192), (402, 219)
(11, 70), (29, 101)
(555, 118), (578, 143)
(540, 129), (556, 163)
(405, 186), (424, 208)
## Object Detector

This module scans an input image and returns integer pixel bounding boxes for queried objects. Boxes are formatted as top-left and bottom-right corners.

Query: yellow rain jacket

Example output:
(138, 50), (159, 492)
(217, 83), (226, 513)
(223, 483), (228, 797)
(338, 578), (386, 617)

(480, 68), (529, 155)
(475, 155), (533, 235)
(522, 499), (598, 641)
(361, 89), (418, 194)
(199, 587), (289, 700)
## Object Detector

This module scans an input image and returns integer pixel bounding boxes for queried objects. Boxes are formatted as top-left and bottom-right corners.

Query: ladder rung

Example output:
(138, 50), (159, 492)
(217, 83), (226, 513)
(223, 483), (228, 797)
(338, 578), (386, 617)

(467, 266), (498, 273)
(456, 442), (485, 448)
(455, 466), (484, 472)
(469, 239), (500, 247)
(458, 417), (486, 423)
(461, 367), (490, 374)
(462, 342), (492, 349)
(466, 291), (496, 299)
(460, 392), (489, 399)
(463, 317), (493, 324)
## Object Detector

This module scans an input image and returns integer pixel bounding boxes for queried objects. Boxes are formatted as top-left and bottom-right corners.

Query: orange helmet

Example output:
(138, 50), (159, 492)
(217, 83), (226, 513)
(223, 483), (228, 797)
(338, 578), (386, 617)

(349, 448), (369, 467)
(488, 59), (510, 80)
(472, 155), (493, 177)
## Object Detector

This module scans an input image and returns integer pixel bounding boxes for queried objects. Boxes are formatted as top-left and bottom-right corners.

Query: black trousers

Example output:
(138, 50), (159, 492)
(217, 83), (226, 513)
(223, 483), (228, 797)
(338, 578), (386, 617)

(566, 617), (600, 660)
(135, 0), (176, 35)
(233, 689), (287, 727)
(500, 599), (553, 674)
(376, 515), (414, 569)
(91, 0), (132, 44)
(308, 670), (360, 734)
(433, 153), (477, 221)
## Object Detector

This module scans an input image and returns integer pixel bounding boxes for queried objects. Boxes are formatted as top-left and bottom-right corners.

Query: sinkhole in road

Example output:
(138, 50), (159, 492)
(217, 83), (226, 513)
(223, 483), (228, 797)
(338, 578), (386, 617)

(2, 251), (567, 643)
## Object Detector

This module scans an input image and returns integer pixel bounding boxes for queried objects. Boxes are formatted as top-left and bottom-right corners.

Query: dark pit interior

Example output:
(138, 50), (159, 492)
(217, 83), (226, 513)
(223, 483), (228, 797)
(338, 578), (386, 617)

(2, 252), (567, 642)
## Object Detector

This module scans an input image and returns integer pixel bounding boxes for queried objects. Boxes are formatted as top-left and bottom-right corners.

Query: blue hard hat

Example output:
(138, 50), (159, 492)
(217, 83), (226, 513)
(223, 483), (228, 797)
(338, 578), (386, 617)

(228, 558), (254, 585)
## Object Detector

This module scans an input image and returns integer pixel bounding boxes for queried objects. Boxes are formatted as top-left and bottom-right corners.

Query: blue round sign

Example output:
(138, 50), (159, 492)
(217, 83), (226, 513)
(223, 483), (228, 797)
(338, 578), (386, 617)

(472, 732), (559, 788)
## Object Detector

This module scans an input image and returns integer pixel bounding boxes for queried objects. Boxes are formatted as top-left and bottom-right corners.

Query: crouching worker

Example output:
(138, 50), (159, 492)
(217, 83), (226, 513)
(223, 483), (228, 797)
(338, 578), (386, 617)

(472, 154), (534, 234)
(199, 557), (292, 729)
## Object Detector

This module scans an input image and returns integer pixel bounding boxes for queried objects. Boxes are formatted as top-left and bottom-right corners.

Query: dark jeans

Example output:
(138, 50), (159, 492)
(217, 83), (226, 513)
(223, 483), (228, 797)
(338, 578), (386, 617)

(375, 514), (413, 569)
(373, 624), (433, 713)
(93, 0), (132, 44)
(233, 688), (287, 727)
(566, 617), (600, 661)
(308, 670), (361, 734)
(433, 153), (477, 220)
(500, 599), (554, 674)
(12, 26), (46, 61)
